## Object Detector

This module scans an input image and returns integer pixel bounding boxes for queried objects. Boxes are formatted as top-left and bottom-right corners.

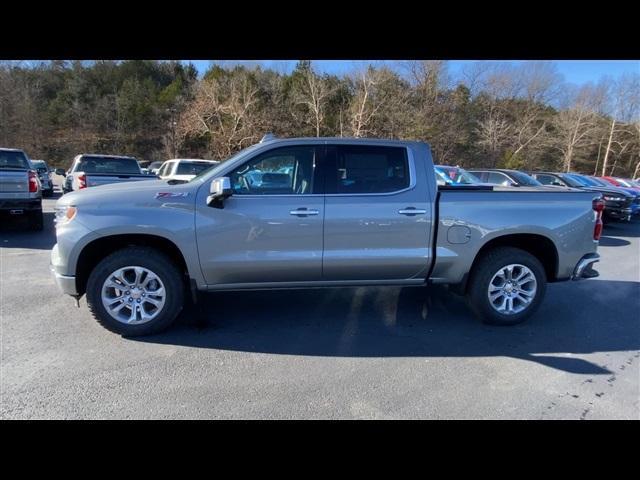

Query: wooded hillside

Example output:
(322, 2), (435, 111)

(1, 60), (638, 177)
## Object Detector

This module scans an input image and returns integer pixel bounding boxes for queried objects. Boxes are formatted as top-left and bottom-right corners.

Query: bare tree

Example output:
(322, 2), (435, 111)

(475, 107), (512, 166)
(600, 73), (640, 175)
(292, 63), (332, 137)
(348, 67), (384, 138)
(178, 71), (260, 158)
(552, 84), (601, 171)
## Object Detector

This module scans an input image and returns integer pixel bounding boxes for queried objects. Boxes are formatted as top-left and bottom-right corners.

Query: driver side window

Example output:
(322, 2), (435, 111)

(229, 146), (317, 195)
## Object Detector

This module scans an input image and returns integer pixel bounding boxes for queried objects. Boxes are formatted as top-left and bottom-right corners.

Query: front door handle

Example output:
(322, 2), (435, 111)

(290, 208), (320, 217)
(398, 207), (427, 216)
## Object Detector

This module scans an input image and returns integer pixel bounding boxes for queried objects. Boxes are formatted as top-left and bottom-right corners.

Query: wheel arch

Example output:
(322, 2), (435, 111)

(454, 233), (559, 294)
(75, 234), (190, 297)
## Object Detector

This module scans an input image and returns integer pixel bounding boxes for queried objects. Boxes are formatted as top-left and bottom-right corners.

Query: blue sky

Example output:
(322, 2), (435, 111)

(187, 60), (639, 86)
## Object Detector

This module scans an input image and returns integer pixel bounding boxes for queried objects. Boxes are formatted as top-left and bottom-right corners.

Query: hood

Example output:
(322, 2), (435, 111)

(579, 186), (633, 198)
(56, 178), (199, 207)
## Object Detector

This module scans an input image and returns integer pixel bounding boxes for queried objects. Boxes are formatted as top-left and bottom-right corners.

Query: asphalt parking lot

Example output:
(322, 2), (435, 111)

(1, 182), (639, 419)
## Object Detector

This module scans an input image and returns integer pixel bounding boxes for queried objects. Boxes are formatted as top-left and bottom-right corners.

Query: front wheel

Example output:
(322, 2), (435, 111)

(85, 247), (185, 336)
(466, 247), (547, 326)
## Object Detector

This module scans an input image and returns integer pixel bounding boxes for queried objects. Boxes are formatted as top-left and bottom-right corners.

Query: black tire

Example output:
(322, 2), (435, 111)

(85, 247), (185, 336)
(466, 247), (547, 326)
(28, 209), (44, 231)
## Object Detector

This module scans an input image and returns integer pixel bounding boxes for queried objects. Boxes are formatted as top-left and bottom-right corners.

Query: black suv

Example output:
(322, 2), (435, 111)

(528, 171), (634, 222)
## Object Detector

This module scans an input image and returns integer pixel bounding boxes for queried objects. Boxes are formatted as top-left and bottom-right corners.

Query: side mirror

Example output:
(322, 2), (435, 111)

(55, 168), (66, 177)
(207, 177), (233, 207)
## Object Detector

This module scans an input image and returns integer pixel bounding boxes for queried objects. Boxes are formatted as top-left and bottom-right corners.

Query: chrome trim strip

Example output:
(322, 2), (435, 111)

(222, 146), (417, 199)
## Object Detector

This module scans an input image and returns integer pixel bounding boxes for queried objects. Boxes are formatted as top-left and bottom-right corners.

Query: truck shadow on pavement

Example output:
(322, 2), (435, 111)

(138, 278), (640, 376)
(603, 220), (640, 238)
(598, 236), (631, 247)
(0, 211), (57, 250)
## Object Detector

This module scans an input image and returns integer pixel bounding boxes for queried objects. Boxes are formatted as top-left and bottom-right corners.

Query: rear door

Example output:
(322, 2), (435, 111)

(322, 144), (432, 281)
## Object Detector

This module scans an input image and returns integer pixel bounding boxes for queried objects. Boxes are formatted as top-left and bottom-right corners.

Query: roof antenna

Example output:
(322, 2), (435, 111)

(260, 133), (276, 143)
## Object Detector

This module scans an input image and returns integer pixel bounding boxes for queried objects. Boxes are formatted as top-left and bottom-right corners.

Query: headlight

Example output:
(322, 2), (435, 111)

(602, 195), (625, 202)
(54, 205), (77, 226)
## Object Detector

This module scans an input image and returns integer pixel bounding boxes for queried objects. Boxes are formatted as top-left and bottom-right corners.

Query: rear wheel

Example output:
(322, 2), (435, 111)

(86, 247), (184, 336)
(467, 247), (546, 326)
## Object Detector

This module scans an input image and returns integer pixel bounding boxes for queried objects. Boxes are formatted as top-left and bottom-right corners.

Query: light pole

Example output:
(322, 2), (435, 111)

(167, 108), (177, 158)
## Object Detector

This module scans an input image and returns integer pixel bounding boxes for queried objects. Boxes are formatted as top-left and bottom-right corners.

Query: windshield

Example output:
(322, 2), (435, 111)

(189, 144), (262, 183)
(78, 156), (141, 174)
(31, 160), (48, 173)
(176, 162), (217, 176)
(557, 174), (584, 188)
(568, 174), (598, 186)
(586, 176), (609, 187)
(434, 166), (481, 185)
(0, 150), (30, 169)
(508, 171), (542, 186)
(613, 178), (632, 187)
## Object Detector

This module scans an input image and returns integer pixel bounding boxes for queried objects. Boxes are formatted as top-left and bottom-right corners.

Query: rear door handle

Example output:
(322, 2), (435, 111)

(290, 208), (320, 216)
(398, 207), (427, 216)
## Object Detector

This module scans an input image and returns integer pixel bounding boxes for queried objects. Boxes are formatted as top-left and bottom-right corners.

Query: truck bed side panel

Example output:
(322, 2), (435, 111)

(431, 190), (600, 284)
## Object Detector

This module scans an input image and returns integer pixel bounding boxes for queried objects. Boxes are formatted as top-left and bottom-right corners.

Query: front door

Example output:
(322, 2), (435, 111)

(195, 145), (324, 286)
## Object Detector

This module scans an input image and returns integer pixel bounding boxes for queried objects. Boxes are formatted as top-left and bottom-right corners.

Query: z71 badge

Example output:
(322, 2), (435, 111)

(155, 192), (191, 199)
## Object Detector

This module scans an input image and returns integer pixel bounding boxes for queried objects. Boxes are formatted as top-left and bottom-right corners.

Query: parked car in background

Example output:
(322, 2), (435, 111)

(600, 176), (640, 192)
(434, 165), (483, 186)
(582, 175), (640, 217)
(30, 159), (54, 197)
(529, 171), (634, 222)
(0, 147), (43, 230)
(51, 137), (603, 336)
(156, 159), (220, 183)
(148, 161), (164, 175)
(57, 154), (154, 193)
(467, 168), (543, 187)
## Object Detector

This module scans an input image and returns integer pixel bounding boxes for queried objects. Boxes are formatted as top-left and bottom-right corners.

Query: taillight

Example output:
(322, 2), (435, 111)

(77, 173), (87, 189)
(28, 170), (39, 193)
(593, 198), (604, 241)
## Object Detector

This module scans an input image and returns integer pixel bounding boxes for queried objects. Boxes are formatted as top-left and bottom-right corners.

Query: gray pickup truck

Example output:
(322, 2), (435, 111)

(1, 148), (43, 230)
(51, 137), (603, 336)
(58, 154), (153, 193)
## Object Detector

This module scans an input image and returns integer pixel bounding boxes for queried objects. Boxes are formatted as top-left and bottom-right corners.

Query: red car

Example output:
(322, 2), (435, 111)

(600, 176), (640, 191)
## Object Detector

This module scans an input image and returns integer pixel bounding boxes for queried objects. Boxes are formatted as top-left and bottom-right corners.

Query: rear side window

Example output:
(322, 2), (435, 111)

(0, 150), (29, 169)
(328, 145), (409, 194)
(508, 171), (542, 186)
(176, 162), (216, 176)
(77, 156), (140, 174)
(486, 172), (512, 186)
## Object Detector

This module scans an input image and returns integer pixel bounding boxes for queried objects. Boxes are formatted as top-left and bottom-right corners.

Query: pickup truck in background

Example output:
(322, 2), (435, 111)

(57, 154), (155, 193)
(51, 137), (603, 337)
(31, 159), (54, 197)
(1, 147), (43, 230)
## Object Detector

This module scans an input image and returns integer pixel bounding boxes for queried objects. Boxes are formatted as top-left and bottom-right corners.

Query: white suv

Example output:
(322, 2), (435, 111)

(156, 159), (219, 183)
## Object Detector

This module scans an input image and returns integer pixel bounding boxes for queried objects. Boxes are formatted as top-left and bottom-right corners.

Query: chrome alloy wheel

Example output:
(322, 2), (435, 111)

(101, 266), (166, 325)
(487, 263), (537, 315)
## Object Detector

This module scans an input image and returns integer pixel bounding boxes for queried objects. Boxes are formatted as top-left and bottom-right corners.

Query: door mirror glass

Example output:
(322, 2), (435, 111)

(55, 168), (66, 177)
(208, 176), (233, 206)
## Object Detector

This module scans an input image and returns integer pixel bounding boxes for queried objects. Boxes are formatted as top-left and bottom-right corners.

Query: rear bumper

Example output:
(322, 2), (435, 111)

(0, 198), (42, 211)
(571, 253), (600, 280)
